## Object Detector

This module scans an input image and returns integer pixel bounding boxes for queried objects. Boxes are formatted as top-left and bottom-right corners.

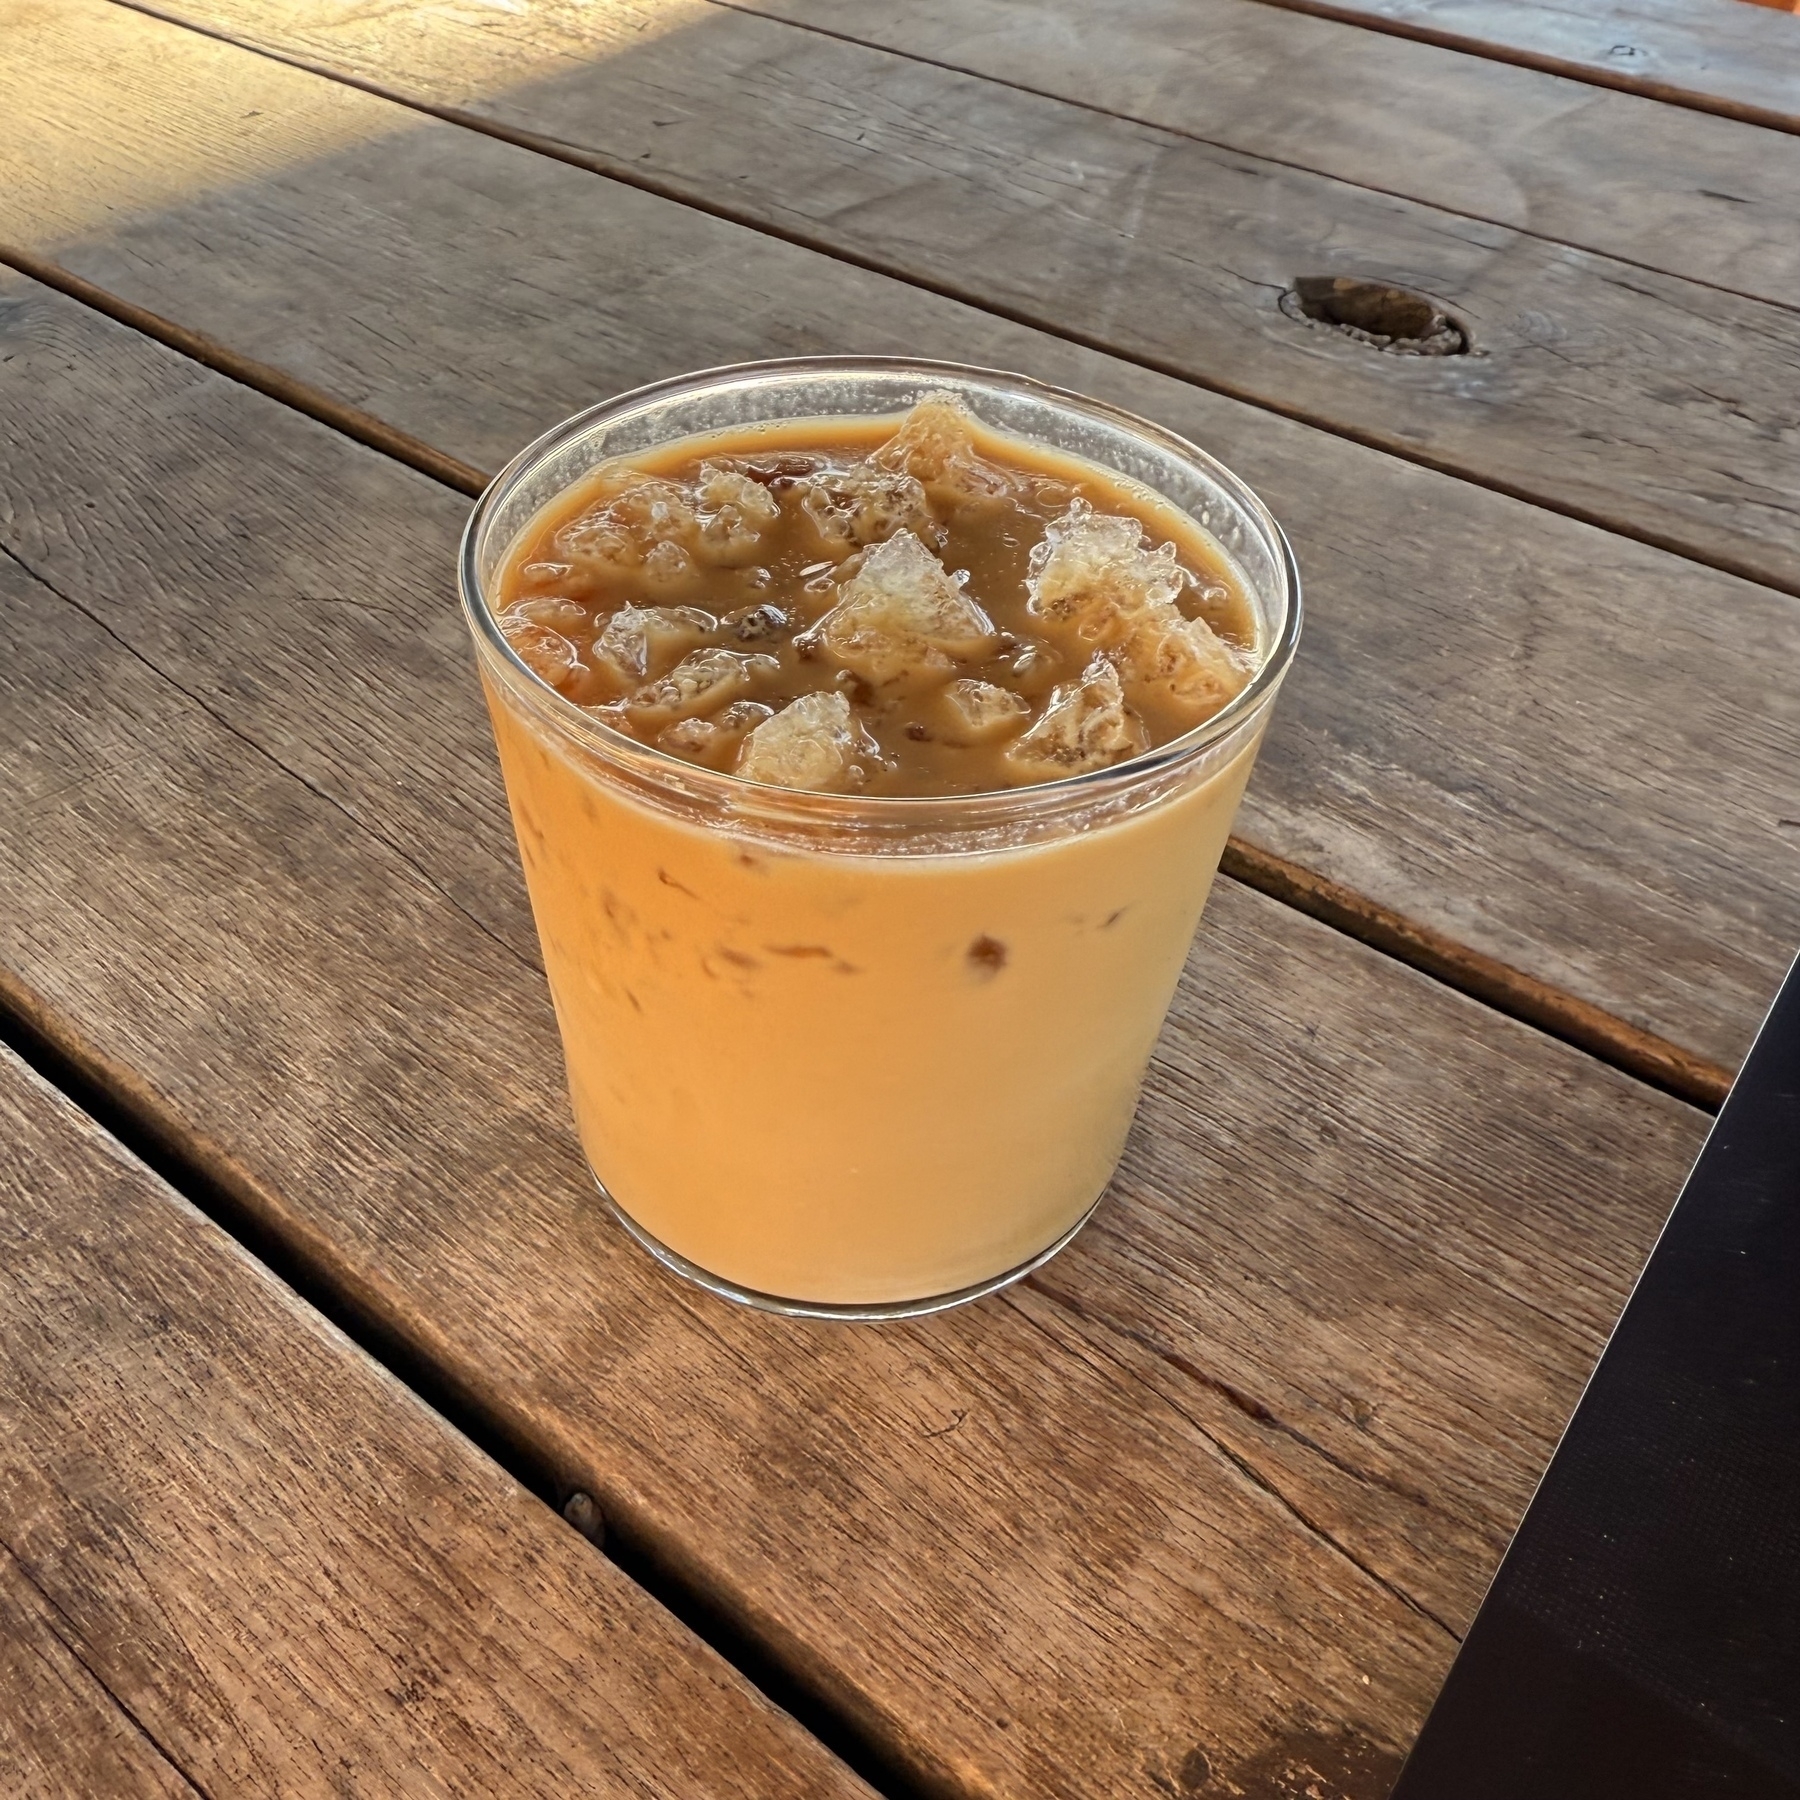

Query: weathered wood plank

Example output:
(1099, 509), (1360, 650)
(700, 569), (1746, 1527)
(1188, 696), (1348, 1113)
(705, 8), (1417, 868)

(0, 1055), (871, 1798)
(0, 1546), (197, 1800)
(116, 0), (1800, 596)
(3, 4), (1794, 1074)
(1240, 0), (1800, 135)
(0, 272), (1709, 1796)
(740, 0), (1800, 309)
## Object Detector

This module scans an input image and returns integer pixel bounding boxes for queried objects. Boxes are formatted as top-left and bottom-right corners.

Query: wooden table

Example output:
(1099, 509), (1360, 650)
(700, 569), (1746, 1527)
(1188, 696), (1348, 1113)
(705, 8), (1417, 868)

(1, 0), (1795, 1792)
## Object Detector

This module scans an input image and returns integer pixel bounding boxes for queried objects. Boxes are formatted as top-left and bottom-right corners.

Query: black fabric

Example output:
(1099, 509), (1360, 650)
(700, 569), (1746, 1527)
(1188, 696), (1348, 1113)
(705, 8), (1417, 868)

(1393, 956), (1800, 1799)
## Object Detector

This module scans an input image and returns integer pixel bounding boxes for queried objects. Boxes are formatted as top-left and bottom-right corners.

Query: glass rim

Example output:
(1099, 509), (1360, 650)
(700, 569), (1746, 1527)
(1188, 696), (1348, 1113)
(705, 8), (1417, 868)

(459, 354), (1302, 818)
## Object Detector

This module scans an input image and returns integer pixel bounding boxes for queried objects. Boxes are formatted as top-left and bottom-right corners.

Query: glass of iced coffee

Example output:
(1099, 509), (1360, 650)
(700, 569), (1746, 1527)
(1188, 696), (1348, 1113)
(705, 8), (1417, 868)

(461, 361), (1299, 1318)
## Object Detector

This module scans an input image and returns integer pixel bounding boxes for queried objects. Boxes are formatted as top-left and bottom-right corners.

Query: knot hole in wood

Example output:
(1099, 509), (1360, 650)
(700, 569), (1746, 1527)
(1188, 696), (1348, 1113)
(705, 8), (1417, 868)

(1281, 277), (1470, 357)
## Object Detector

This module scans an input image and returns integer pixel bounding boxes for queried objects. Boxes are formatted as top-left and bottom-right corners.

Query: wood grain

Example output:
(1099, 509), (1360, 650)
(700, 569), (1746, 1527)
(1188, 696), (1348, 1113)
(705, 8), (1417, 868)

(737, 0), (1800, 309)
(0, 1049), (870, 1798)
(3, 6), (1795, 1074)
(114, 0), (1800, 596)
(0, 271), (1711, 1797)
(1238, 0), (1800, 135)
(1219, 841), (1731, 1109)
(0, 1546), (197, 1800)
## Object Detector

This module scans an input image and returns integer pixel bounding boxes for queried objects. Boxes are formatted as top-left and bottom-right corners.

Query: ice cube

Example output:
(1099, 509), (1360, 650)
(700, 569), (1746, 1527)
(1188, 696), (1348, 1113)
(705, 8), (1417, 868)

(798, 465), (938, 553)
(1029, 500), (1250, 720)
(518, 560), (576, 591)
(554, 468), (699, 574)
(697, 462), (782, 566)
(1004, 654), (1148, 779)
(1116, 610), (1249, 717)
(499, 616), (586, 693)
(596, 605), (718, 680)
(658, 699), (774, 759)
(641, 539), (701, 597)
(810, 530), (996, 685)
(939, 678), (1030, 744)
(867, 390), (1017, 508)
(625, 648), (779, 725)
(1027, 499), (1184, 641)
(734, 690), (860, 792)
(502, 594), (589, 634)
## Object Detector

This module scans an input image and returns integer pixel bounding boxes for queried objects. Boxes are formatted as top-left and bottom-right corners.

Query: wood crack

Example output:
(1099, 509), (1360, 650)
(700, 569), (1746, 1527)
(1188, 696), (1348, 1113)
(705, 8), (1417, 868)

(1004, 1292), (1461, 1642)
(1025, 1274), (1438, 1513)
(1196, 1422), (1461, 1641)
(0, 1537), (215, 1800)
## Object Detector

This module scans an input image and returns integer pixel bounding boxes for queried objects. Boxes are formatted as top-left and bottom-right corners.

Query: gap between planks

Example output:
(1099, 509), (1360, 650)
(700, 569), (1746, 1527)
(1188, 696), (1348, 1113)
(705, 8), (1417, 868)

(1234, 0), (1800, 138)
(0, 969), (922, 1800)
(706, 0), (1800, 320)
(1221, 842), (1729, 1110)
(0, 239), (1731, 1117)
(92, 0), (1800, 606)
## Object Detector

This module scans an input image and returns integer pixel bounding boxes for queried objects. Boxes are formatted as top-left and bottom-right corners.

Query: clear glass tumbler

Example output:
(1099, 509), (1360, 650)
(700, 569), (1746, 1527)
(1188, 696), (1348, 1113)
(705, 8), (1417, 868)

(461, 359), (1300, 1319)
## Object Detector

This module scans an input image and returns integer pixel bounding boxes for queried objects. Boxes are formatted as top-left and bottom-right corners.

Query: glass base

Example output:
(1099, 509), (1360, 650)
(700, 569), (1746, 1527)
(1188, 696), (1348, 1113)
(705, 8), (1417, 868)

(590, 1169), (1104, 1321)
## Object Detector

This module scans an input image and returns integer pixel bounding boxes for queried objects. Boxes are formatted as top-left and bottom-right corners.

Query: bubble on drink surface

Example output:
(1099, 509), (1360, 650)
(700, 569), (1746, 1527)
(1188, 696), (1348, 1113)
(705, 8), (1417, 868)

(735, 690), (861, 791)
(1028, 500), (1249, 720)
(499, 615), (586, 693)
(697, 462), (782, 567)
(596, 605), (718, 681)
(798, 464), (939, 553)
(939, 678), (1030, 745)
(1005, 653), (1148, 779)
(625, 648), (780, 725)
(658, 699), (774, 759)
(867, 390), (1019, 509)
(810, 530), (997, 685)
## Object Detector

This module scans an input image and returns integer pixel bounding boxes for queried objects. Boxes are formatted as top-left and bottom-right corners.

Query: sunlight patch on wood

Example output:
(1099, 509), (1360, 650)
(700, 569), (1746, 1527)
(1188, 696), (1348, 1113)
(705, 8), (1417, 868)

(0, 0), (705, 246)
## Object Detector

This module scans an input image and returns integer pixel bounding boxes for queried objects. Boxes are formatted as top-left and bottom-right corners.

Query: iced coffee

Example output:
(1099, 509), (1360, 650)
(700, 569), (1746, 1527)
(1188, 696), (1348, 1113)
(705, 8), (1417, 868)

(465, 370), (1297, 1313)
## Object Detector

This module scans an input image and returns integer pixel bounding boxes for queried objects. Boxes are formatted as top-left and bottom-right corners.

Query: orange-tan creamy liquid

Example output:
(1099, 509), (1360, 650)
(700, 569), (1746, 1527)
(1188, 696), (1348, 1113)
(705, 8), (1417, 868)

(483, 396), (1270, 1305)
(496, 396), (1257, 798)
